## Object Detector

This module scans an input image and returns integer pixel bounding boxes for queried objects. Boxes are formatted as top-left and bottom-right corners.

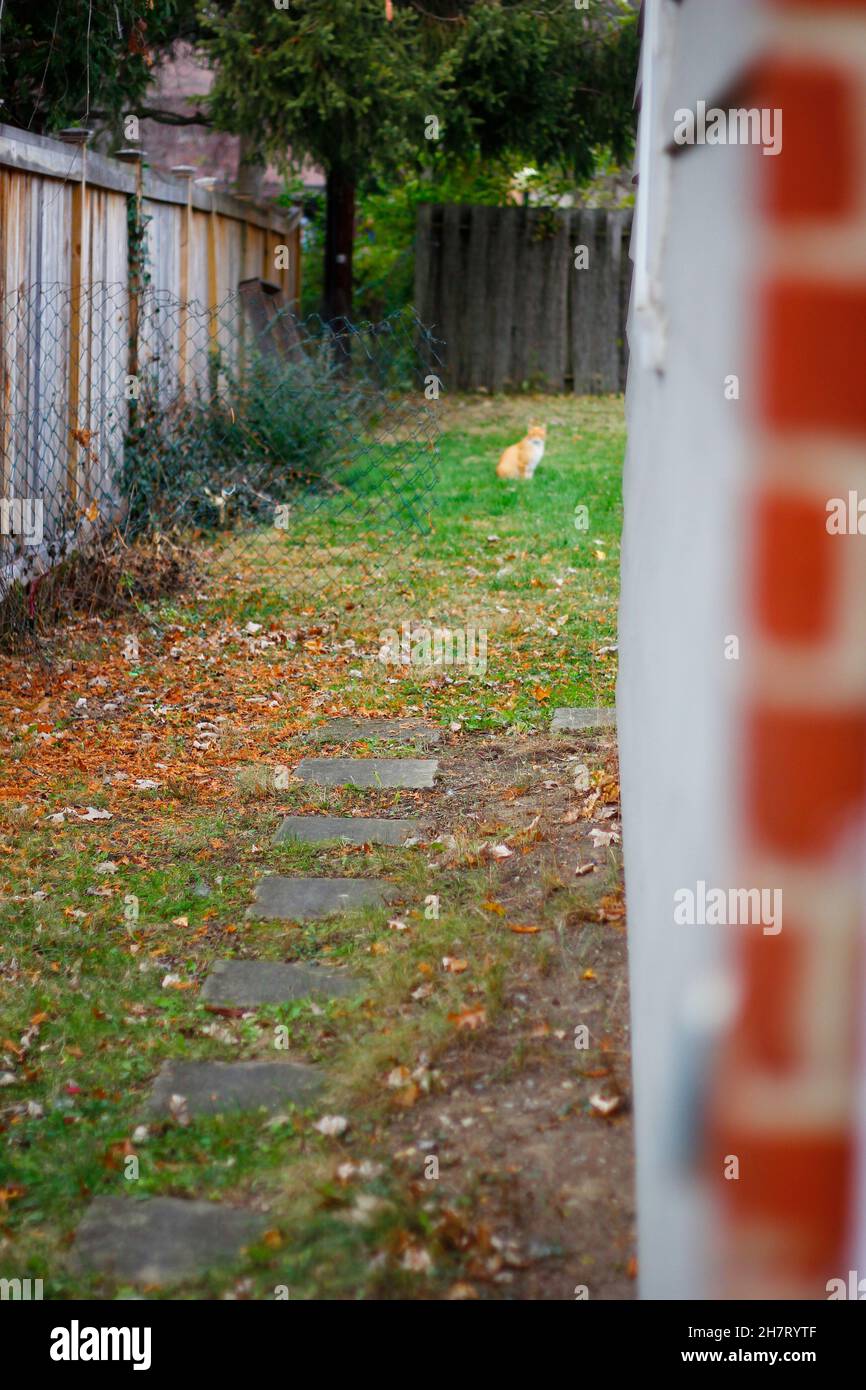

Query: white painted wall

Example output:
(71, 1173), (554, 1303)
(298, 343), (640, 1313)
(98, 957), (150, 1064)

(618, 0), (763, 1298)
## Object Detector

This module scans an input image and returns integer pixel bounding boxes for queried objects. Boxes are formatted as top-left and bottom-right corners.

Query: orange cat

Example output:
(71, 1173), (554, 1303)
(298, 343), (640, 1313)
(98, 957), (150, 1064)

(496, 424), (547, 480)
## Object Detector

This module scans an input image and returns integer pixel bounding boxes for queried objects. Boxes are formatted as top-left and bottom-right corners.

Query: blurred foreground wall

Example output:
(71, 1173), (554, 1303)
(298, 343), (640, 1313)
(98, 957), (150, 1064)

(619, 0), (866, 1299)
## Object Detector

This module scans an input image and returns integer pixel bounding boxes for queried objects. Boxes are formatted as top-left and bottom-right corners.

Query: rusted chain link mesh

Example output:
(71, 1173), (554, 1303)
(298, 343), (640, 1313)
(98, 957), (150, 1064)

(0, 282), (441, 643)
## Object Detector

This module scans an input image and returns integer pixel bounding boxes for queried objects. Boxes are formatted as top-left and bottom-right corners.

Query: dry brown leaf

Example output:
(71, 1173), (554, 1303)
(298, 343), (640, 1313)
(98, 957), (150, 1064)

(448, 1006), (486, 1031)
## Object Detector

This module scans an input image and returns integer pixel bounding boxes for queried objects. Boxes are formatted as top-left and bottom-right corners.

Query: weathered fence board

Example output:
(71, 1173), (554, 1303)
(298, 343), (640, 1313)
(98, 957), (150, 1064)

(0, 123), (302, 593)
(415, 204), (633, 393)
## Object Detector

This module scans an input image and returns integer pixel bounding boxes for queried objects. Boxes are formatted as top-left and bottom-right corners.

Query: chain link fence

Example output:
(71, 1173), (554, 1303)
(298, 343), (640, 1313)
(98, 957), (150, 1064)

(0, 281), (441, 644)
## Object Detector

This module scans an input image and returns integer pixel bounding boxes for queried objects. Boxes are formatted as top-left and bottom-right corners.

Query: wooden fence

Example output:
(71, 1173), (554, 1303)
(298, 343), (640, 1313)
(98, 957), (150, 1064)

(414, 205), (632, 394)
(0, 123), (300, 311)
(0, 123), (301, 594)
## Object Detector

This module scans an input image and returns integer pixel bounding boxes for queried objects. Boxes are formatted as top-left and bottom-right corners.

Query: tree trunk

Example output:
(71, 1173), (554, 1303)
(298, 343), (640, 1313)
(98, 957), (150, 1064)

(323, 169), (356, 326)
(236, 133), (265, 201)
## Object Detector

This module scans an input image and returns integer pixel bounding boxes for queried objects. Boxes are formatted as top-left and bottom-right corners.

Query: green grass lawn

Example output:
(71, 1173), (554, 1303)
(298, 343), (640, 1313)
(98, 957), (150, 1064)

(204, 391), (623, 727)
(0, 392), (625, 1298)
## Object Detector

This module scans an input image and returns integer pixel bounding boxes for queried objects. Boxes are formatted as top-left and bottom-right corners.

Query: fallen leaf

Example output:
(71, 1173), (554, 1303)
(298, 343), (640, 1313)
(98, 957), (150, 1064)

(168, 1093), (190, 1127)
(393, 1083), (420, 1109)
(507, 923), (541, 935)
(386, 1065), (411, 1088)
(589, 1091), (621, 1117)
(589, 828), (620, 848)
(597, 892), (626, 922)
(314, 1115), (348, 1137)
(401, 1246), (433, 1273)
(448, 1007), (486, 1031)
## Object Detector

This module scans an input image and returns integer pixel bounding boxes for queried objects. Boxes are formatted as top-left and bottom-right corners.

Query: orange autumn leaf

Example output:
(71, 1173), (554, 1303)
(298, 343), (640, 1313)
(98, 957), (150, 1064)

(448, 1006), (486, 1031)
(507, 923), (541, 935)
(481, 900), (505, 916)
(500, 786), (528, 802)
(597, 892), (625, 923)
(393, 1082), (419, 1108)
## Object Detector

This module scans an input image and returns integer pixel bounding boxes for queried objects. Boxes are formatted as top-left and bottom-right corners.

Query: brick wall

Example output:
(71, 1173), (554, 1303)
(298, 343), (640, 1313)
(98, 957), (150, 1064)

(706, 0), (866, 1298)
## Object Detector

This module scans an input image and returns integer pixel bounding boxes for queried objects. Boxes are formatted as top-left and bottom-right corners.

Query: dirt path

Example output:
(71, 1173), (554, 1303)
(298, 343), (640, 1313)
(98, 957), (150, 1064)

(354, 725), (635, 1299)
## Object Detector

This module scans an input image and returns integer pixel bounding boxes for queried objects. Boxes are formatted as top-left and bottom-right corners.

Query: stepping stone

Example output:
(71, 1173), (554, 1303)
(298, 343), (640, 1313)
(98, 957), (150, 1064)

(248, 875), (396, 921)
(551, 707), (616, 733)
(146, 1059), (322, 1117)
(71, 1196), (267, 1287)
(306, 717), (441, 747)
(202, 959), (363, 1006)
(295, 757), (438, 789)
(275, 814), (421, 846)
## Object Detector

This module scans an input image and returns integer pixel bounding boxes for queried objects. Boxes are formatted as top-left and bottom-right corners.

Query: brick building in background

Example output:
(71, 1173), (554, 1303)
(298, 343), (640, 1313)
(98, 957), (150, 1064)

(139, 43), (324, 199)
(620, 0), (866, 1298)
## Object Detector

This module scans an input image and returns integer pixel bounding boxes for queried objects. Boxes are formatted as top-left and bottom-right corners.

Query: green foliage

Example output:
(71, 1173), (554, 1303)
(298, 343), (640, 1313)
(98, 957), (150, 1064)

(435, 1), (639, 180)
(203, 1), (638, 311)
(0, 0), (197, 134)
(202, 1), (637, 184)
(202, 0), (436, 176)
(303, 150), (631, 320)
(120, 343), (354, 536)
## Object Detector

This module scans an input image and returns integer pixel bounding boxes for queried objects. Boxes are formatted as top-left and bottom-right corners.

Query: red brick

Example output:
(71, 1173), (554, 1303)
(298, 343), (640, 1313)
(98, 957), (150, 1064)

(760, 281), (866, 437)
(707, 1125), (852, 1277)
(736, 933), (803, 1070)
(745, 705), (866, 857)
(752, 62), (857, 221)
(772, 0), (866, 8)
(753, 491), (839, 641)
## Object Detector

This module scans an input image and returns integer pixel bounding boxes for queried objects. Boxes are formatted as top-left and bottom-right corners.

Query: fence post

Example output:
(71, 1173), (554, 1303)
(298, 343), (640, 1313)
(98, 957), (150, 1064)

(172, 166), (195, 392)
(62, 130), (91, 513)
